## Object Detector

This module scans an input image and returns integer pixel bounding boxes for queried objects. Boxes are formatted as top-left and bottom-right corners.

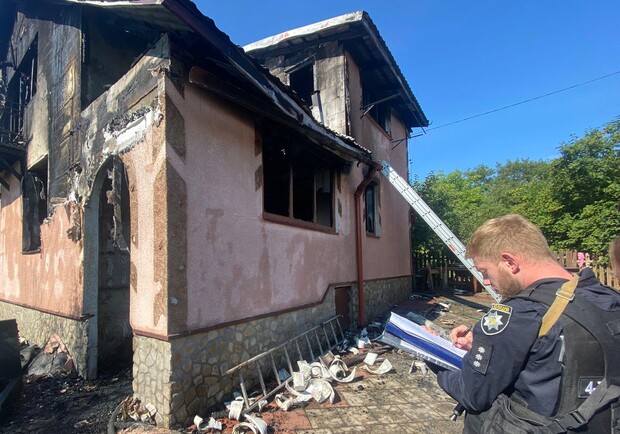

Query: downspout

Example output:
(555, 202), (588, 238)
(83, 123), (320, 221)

(354, 160), (382, 326)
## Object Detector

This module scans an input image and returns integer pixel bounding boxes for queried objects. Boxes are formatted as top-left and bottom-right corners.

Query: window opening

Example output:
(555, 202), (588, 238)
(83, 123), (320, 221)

(262, 124), (335, 229)
(80, 11), (159, 109)
(315, 168), (333, 227)
(365, 182), (379, 236)
(263, 144), (290, 217)
(22, 162), (47, 253)
(292, 164), (314, 222)
(361, 85), (396, 137)
(289, 63), (314, 106)
(1, 36), (38, 148)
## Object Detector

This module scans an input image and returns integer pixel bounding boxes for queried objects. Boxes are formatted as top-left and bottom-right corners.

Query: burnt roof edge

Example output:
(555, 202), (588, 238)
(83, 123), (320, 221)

(160, 0), (372, 164)
(244, 10), (429, 129)
(10, 0), (372, 165)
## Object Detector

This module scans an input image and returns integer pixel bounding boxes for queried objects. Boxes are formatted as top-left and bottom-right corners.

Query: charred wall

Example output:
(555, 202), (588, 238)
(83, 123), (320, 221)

(4, 4), (84, 213)
(259, 42), (348, 135)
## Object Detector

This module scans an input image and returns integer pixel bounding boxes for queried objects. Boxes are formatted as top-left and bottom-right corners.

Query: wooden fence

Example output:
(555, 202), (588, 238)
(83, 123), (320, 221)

(414, 250), (618, 293)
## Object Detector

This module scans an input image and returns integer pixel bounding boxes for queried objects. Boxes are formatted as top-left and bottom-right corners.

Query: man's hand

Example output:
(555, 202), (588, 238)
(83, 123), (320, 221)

(450, 325), (473, 351)
(421, 325), (439, 336)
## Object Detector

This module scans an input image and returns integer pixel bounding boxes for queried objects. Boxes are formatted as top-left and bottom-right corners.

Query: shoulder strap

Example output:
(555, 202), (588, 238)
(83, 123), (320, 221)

(538, 275), (579, 337)
(547, 379), (620, 433)
(511, 278), (620, 432)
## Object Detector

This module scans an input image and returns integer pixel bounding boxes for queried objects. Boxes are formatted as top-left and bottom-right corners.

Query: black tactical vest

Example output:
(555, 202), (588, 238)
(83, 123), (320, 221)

(509, 286), (620, 433)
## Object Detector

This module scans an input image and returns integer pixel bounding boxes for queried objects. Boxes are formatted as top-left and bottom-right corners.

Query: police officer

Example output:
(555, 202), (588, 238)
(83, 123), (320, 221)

(435, 214), (620, 433)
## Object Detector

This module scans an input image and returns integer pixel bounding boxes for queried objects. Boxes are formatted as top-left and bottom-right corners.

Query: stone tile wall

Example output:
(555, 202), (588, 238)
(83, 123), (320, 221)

(2, 275), (412, 429)
(133, 296), (336, 428)
(0, 301), (91, 375)
(350, 276), (413, 326)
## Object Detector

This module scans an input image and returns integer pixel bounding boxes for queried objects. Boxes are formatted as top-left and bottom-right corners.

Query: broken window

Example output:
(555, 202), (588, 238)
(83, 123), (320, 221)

(372, 103), (391, 136)
(362, 81), (392, 137)
(80, 9), (160, 109)
(365, 182), (380, 236)
(262, 124), (335, 229)
(289, 63), (314, 106)
(22, 162), (47, 253)
(0, 36), (38, 148)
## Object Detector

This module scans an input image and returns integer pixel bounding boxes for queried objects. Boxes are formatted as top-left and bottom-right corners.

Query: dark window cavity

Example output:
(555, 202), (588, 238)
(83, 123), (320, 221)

(362, 82), (393, 137)
(80, 9), (159, 109)
(262, 123), (335, 228)
(1, 36), (38, 148)
(288, 63), (314, 106)
(22, 158), (48, 253)
(365, 182), (380, 236)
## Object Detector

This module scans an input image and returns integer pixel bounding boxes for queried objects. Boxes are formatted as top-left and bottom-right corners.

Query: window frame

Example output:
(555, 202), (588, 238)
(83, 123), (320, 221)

(364, 181), (380, 237)
(261, 123), (338, 233)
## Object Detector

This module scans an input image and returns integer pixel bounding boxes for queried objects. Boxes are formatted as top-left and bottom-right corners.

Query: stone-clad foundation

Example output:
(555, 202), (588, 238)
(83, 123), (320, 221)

(0, 276), (411, 428)
(0, 301), (91, 375)
(132, 276), (411, 428)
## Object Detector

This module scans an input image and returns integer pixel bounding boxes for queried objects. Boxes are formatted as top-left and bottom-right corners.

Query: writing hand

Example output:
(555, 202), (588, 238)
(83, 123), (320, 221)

(450, 324), (473, 351)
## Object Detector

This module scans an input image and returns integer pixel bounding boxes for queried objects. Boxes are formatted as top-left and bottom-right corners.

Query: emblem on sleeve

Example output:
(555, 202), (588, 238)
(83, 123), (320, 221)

(481, 304), (512, 335)
(468, 339), (492, 374)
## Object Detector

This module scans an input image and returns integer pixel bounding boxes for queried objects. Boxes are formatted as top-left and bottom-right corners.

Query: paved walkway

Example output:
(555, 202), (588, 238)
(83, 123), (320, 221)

(121, 290), (495, 433)
(217, 290), (495, 434)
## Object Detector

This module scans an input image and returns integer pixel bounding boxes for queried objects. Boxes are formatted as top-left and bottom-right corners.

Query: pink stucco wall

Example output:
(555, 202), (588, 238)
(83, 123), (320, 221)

(344, 52), (412, 281)
(0, 174), (83, 317)
(120, 112), (168, 336)
(168, 68), (411, 331)
(172, 83), (351, 329)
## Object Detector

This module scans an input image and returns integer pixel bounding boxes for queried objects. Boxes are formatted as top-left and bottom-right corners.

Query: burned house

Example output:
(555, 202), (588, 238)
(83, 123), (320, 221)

(0, 0), (428, 427)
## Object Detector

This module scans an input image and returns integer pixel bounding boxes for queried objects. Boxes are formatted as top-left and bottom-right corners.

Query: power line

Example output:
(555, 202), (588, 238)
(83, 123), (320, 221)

(427, 69), (620, 132)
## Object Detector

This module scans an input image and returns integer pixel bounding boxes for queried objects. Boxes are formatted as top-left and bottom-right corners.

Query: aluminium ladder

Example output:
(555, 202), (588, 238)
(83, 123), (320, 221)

(380, 160), (502, 302)
(224, 316), (345, 414)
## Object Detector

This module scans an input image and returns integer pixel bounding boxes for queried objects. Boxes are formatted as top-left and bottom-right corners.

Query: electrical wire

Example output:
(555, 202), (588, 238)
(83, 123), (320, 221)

(427, 69), (620, 132)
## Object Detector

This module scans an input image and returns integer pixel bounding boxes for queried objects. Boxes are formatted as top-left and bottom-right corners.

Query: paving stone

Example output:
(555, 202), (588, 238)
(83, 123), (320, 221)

(305, 408), (347, 429)
(335, 406), (381, 426)
(366, 404), (413, 424)
(295, 430), (334, 434)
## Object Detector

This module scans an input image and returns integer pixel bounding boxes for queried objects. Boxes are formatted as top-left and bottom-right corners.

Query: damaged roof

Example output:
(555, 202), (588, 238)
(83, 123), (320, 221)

(0, 0), (373, 164)
(244, 11), (429, 131)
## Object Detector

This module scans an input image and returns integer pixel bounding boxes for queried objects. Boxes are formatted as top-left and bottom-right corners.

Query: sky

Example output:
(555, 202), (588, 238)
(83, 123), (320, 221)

(195, 1), (620, 181)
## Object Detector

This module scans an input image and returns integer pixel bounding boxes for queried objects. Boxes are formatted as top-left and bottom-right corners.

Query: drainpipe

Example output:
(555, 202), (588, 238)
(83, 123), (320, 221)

(354, 160), (382, 326)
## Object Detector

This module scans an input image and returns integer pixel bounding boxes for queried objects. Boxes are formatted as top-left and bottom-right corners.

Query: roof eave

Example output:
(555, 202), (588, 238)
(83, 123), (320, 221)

(245, 10), (429, 129)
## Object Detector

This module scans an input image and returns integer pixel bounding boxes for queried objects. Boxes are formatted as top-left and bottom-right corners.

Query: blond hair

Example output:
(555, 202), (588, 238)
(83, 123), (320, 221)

(610, 237), (620, 276)
(466, 214), (555, 263)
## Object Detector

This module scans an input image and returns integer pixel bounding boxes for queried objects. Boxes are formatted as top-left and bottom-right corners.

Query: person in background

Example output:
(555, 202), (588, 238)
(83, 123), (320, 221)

(577, 251), (585, 269)
(435, 214), (620, 433)
(610, 236), (620, 282)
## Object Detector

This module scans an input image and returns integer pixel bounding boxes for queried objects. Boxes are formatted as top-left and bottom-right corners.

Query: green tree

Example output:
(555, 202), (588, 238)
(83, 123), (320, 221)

(411, 165), (495, 256)
(411, 118), (620, 260)
(550, 118), (620, 257)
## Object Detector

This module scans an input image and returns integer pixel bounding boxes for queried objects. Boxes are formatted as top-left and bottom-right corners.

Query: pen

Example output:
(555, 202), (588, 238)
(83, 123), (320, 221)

(452, 324), (473, 346)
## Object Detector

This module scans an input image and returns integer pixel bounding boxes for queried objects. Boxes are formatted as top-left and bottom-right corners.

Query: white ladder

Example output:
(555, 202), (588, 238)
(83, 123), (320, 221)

(380, 160), (502, 302)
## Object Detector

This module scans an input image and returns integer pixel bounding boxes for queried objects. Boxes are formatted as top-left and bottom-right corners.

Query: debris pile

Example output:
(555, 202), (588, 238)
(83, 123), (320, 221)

(26, 333), (75, 377)
(189, 331), (398, 434)
(109, 396), (158, 432)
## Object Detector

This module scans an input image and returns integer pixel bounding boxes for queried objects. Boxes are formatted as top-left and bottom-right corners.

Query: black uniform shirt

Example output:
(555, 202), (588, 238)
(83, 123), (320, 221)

(437, 268), (620, 415)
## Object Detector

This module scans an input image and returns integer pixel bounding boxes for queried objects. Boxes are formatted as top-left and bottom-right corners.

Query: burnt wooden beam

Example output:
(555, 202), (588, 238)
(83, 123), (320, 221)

(0, 156), (22, 181)
(0, 176), (9, 190)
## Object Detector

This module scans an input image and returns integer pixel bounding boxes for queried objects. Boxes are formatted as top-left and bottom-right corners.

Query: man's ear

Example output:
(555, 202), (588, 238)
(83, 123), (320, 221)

(500, 253), (520, 274)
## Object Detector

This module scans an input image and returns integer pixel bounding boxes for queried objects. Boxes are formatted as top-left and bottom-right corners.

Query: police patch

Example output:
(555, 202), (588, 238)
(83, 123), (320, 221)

(481, 304), (512, 335)
(469, 338), (493, 374)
